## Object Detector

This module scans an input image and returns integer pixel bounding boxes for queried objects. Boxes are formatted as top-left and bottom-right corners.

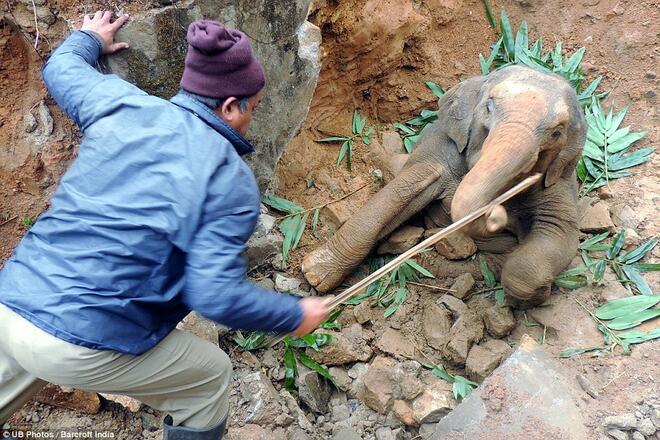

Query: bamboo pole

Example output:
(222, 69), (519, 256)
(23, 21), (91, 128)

(264, 173), (542, 348)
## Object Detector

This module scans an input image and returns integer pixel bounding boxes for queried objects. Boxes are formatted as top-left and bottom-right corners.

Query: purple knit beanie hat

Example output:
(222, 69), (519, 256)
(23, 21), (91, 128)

(180, 20), (266, 98)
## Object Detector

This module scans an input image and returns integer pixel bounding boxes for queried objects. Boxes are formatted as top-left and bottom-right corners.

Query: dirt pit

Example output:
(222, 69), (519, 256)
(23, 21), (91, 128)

(1, 0), (659, 439)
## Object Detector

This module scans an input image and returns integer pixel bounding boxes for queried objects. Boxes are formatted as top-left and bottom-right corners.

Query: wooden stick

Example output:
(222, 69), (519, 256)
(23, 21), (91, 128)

(263, 173), (542, 348)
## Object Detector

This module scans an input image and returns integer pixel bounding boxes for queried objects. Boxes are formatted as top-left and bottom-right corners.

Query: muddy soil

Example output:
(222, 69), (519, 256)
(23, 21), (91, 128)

(1, 0), (658, 439)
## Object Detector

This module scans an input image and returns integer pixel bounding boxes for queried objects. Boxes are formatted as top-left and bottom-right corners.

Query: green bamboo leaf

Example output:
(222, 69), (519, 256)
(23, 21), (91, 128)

(431, 364), (454, 383)
(283, 346), (298, 391)
(593, 259), (606, 282)
(404, 135), (420, 153)
(604, 105), (614, 133)
(362, 135), (372, 145)
(312, 208), (320, 233)
(482, 0), (498, 30)
(262, 195), (304, 214)
(563, 47), (585, 73)
(364, 126), (374, 136)
(607, 107), (628, 137)
(559, 346), (604, 358)
(607, 131), (646, 154)
(633, 263), (660, 272)
(499, 10), (515, 60)
(607, 147), (654, 171)
(579, 232), (610, 249)
(577, 76), (602, 102)
(452, 375), (478, 400)
(583, 244), (612, 252)
(607, 308), (660, 330)
(354, 111), (367, 135)
(576, 159), (588, 181)
(582, 250), (595, 270)
(618, 328), (660, 344)
(583, 140), (604, 162)
(292, 212), (309, 250)
(317, 136), (351, 143)
(582, 156), (602, 180)
(233, 331), (267, 351)
(587, 124), (606, 147)
(405, 260), (435, 278)
(594, 295), (660, 320)
(352, 110), (359, 135)
(550, 41), (562, 68)
(280, 215), (303, 267)
(336, 141), (349, 167)
(619, 238), (658, 264)
(480, 258), (497, 288)
(394, 122), (416, 135)
(554, 274), (588, 290)
(481, 39), (503, 75)
(426, 81), (445, 98)
(494, 289), (506, 304)
(297, 351), (334, 382)
(384, 286), (407, 318)
(621, 265), (654, 296)
(606, 127), (630, 146)
(347, 139), (354, 171)
(514, 21), (528, 62)
(607, 230), (626, 260)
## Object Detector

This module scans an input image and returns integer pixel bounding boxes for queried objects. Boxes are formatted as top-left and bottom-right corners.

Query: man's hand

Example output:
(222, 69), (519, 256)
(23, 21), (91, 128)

(80, 11), (129, 54)
(292, 297), (331, 337)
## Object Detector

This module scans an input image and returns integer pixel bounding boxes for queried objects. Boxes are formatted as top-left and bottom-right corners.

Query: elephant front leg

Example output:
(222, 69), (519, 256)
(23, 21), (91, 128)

(302, 162), (447, 292)
(500, 180), (579, 302)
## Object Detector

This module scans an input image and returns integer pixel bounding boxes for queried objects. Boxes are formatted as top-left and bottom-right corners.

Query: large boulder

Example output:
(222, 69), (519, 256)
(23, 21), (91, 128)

(107, 0), (321, 190)
(431, 336), (589, 439)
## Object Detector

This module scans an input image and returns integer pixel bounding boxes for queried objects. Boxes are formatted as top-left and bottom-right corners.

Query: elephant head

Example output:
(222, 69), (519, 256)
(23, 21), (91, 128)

(448, 66), (586, 231)
(302, 65), (586, 294)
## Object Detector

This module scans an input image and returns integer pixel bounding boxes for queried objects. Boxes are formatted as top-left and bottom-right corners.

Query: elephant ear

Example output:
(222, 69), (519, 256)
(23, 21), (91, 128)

(545, 106), (587, 187)
(437, 77), (485, 154)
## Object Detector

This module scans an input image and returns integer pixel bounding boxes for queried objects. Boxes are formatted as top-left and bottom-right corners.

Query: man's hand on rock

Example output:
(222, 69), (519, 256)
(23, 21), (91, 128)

(80, 11), (129, 54)
(292, 297), (332, 337)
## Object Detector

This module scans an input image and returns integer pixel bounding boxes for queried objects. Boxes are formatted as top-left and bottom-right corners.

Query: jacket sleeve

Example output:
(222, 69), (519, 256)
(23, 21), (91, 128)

(181, 165), (304, 334)
(42, 31), (134, 130)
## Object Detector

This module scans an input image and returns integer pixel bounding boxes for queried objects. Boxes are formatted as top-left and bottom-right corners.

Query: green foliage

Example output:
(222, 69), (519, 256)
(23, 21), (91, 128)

(346, 256), (434, 317)
(262, 195), (321, 269)
(481, 0), (497, 31)
(479, 9), (653, 195)
(562, 296), (660, 357)
(393, 81), (444, 153)
(553, 266), (589, 290)
(318, 110), (373, 171)
(424, 363), (479, 400)
(479, 258), (505, 304)
(234, 313), (342, 392)
(578, 98), (653, 195)
(21, 216), (33, 229)
(579, 231), (658, 295)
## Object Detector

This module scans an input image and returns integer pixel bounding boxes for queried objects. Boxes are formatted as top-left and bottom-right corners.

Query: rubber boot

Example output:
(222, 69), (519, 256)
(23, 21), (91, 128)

(162, 415), (227, 440)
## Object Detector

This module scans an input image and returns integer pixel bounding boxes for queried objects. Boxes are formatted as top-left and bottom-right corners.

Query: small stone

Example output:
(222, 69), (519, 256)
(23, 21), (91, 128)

(297, 368), (333, 413)
(437, 294), (468, 317)
(245, 233), (283, 268)
(422, 302), (452, 350)
(240, 372), (283, 424)
(576, 374), (599, 399)
(392, 400), (416, 426)
(611, 205), (642, 229)
(253, 214), (277, 238)
(289, 429), (311, 440)
(255, 277), (275, 290)
(411, 381), (455, 424)
(35, 385), (101, 414)
(375, 427), (400, 440)
(375, 328), (415, 359)
(391, 361), (424, 400)
(226, 424), (271, 440)
(307, 324), (373, 366)
(332, 427), (362, 440)
(442, 310), (485, 366)
(637, 418), (656, 436)
(353, 301), (373, 324)
(377, 226), (425, 255)
(24, 113), (38, 133)
(607, 429), (630, 440)
(604, 413), (638, 431)
(466, 339), (511, 381)
(482, 304), (516, 338)
(450, 273), (475, 299)
(329, 367), (353, 392)
(274, 273), (303, 293)
(433, 231), (477, 260)
(176, 312), (220, 345)
(631, 432), (644, 440)
(360, 356), (397, 414)
(579, 202), (615, 233)
(348, 362), (369, 379)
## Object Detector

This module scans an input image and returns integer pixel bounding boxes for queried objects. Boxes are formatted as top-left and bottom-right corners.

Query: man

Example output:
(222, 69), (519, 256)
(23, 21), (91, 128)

(0, 11), (328, 439)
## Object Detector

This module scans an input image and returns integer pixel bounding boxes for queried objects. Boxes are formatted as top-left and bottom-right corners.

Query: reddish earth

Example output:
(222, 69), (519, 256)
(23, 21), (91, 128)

(0, 0), (658, 438)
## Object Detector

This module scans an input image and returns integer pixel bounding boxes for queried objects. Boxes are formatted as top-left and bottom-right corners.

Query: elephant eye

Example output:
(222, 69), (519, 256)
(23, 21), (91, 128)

(551, 129), (562, 139)
(486, 99), (494, 114)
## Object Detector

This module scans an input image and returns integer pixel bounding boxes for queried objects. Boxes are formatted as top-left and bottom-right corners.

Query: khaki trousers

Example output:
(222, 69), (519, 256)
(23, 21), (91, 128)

(0, 303), (231, 429)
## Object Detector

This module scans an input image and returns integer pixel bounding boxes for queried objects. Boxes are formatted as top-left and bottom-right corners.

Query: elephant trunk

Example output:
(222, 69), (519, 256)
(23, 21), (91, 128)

(451, 123), (538, 223)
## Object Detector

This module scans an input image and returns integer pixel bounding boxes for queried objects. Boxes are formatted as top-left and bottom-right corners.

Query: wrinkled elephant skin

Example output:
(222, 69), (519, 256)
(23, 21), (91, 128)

(302, 66), (586, 301)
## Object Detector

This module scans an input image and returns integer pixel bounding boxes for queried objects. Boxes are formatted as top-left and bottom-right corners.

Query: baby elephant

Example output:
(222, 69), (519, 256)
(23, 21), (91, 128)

(302, 65), (586, 302)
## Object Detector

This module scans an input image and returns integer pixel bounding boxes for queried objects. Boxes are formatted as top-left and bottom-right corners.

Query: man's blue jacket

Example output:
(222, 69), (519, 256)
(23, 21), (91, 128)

(0, 31), (303, 355)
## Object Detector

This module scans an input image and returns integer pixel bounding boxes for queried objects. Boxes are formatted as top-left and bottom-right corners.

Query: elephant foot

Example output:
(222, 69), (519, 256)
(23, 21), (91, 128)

(301, 244), (351, 293)
(504, 284), (552, 310)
